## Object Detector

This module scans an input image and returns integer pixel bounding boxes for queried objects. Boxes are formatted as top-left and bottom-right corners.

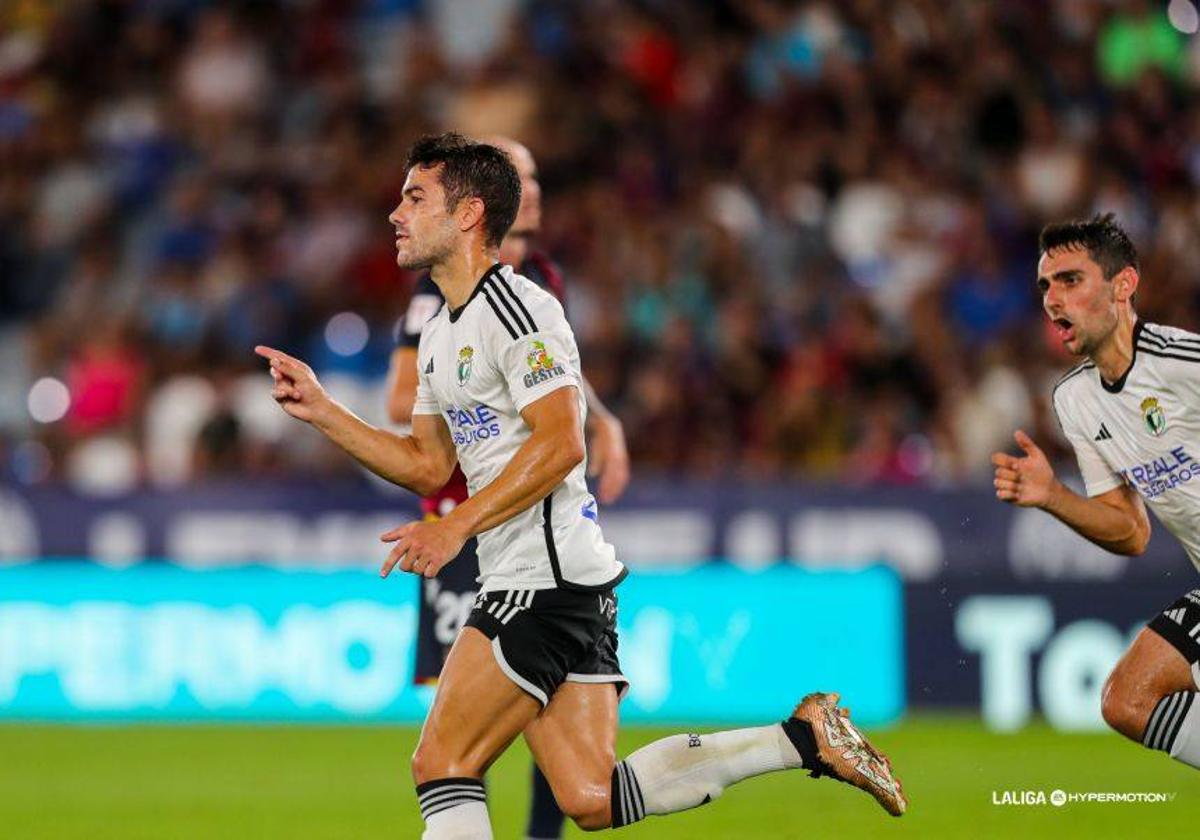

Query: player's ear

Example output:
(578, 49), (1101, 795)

(1113, 266), (1139, 304)
(457, 196), (486, 236)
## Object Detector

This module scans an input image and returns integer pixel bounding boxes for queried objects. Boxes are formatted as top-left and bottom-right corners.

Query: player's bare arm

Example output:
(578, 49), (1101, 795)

(992, 429), (1150, 555)
(391, 340), (628, 505)
(580, 377), (629, 504)
(380, 386), (585, 579)
(255, 344), (456, 496)
(385, 346), (419, 424)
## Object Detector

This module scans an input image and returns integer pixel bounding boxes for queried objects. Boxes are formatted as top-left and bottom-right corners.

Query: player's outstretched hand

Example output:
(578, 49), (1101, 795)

(379, 518), (468, 579)
(991, 429), (1059, 509)
(588, 414), (630, 504)
(254, 345), (332, 425)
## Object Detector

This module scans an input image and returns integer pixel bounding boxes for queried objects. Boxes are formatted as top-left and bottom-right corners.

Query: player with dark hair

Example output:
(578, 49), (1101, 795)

(385, 135), (627, 840)
(994, 212), (1200, 770)
(258, 132), (906, 838)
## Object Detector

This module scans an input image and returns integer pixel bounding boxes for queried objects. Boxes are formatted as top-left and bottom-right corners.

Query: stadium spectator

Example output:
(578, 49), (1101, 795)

(4, 0), (1200, 490)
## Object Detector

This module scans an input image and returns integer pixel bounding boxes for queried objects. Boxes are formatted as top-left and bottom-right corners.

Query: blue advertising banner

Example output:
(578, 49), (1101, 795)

(0, 563), (903, 726)
(1, 480), (1193, 582)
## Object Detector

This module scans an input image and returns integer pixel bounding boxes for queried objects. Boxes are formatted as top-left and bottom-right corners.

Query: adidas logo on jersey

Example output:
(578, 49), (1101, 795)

(1094, 423), (1112, 442)
(1166, 607), (1187, 625)
(425, 358), (434, 375)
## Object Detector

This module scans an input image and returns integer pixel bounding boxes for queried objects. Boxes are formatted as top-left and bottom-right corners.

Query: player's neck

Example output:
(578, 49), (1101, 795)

(430, 247), (500, 311)
(1091, 311), (1138, 385)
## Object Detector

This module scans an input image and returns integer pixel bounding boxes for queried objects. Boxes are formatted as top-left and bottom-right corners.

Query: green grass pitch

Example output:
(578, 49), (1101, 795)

(2, 716), (1195, 838)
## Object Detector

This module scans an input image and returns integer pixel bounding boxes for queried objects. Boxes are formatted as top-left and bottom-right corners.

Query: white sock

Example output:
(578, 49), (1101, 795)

(610, 724), (809, 827)
(417, 778), (493, 839)
(1168, 695), (1200, 769)
(1143, 692), (1200, 769)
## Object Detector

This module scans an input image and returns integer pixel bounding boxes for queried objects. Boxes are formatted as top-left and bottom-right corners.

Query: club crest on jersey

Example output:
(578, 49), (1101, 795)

(457, 346), (474, 385)
(1141, 396), (1167, 437)
(523, 340), (566, 387)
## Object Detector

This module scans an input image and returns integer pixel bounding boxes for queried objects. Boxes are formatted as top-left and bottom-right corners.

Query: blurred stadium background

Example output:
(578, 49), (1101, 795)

(2, 0), (1200, 836)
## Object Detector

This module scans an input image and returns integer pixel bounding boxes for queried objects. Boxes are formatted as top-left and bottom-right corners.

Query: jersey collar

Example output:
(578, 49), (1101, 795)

(448, 262), (504, 323)
(1099, 320), (1142, 394)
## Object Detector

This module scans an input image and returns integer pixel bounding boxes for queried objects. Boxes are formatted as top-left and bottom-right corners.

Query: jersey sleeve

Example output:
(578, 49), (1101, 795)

(492, 297), (581, 414)
(1053, 389), (1123, 497)
(412, 333), (441, 417)
(395, 274), (444, 349)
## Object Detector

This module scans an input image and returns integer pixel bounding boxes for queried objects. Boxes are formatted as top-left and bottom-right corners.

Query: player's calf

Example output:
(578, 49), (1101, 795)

(606, 695), (905, 830)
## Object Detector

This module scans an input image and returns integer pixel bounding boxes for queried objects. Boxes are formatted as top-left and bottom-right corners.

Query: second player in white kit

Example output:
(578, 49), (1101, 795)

(1055, 320), (1200, 580)
(994, 214), (1200, 773)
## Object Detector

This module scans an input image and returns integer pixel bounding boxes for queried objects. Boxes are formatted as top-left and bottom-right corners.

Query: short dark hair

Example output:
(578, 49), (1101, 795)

(404, 133), (521, 248)
(1038, 213), (1139, 280)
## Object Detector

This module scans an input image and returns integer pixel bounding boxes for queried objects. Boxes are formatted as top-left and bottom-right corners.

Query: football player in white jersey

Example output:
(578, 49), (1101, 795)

(993, 213), (1200, 771)
(257, 133), (905, 837)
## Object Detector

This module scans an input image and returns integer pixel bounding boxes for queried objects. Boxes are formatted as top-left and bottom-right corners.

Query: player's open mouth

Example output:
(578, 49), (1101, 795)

(1052, 317), (1075, 342)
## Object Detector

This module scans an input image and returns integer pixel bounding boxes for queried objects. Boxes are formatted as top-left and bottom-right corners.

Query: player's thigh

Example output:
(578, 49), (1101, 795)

(1116, 589), (1200, 696)
(524, 681), (619, 822)
(413, 625), (541, 782)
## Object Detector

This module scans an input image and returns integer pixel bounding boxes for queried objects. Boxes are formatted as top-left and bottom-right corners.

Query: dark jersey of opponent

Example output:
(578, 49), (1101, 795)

(396, 252), (567, 516)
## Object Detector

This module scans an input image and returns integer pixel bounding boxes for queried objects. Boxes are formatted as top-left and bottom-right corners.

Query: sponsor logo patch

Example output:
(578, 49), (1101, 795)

(1119, 446), (1195, 499)
(445, 404), (500, 446)
(523, 340), (567, 388)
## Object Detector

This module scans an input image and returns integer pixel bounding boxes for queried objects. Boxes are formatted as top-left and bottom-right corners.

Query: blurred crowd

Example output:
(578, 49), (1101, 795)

(4, 0), (1200, 493)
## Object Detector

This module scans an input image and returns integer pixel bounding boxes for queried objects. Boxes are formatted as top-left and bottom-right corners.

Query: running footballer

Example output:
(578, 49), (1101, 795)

(258, 133), (905, 837)
(994, 213), (1200, 771)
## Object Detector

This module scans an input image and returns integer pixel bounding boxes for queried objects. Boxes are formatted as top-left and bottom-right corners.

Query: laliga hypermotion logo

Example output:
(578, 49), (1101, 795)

(457, 346), (474, 385)
(1142, 396), (1167, 437)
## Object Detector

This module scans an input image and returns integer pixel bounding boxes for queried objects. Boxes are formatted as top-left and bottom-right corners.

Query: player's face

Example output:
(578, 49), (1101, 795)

(1037, 246), (1118, 356)
(388, 164), (460, 270)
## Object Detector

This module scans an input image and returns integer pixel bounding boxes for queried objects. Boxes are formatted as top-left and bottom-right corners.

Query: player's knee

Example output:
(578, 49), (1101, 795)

(1101, 671), (1154, 741)
(558, 787), (610, 831)
(410, 737), (481, 785)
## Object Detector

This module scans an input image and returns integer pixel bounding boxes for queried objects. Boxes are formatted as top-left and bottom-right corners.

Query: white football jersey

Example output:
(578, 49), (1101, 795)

(1054, 321), (1200, 573)
(412, 263), (625, 593)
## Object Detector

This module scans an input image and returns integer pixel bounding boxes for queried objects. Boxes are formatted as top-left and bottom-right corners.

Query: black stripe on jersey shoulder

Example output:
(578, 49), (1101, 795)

(1051, 361), (1095, 396)
(1140, 325), (1200, 351)
(481, 282), (520, 339)
(1137, 344), (1200, 364)
(483, 273), (533, 336)
(1050, 362), (1094, 432)
(490, 273), (539, 333)
(448, 262), (502, 323)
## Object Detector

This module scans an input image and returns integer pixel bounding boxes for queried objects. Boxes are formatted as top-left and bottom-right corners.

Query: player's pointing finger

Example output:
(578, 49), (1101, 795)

(254, 345), (286, 363)
(255, 345), (306, 373)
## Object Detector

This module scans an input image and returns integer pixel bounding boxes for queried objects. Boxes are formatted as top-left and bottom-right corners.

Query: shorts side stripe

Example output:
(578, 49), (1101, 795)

(490, 637), (548, 706)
